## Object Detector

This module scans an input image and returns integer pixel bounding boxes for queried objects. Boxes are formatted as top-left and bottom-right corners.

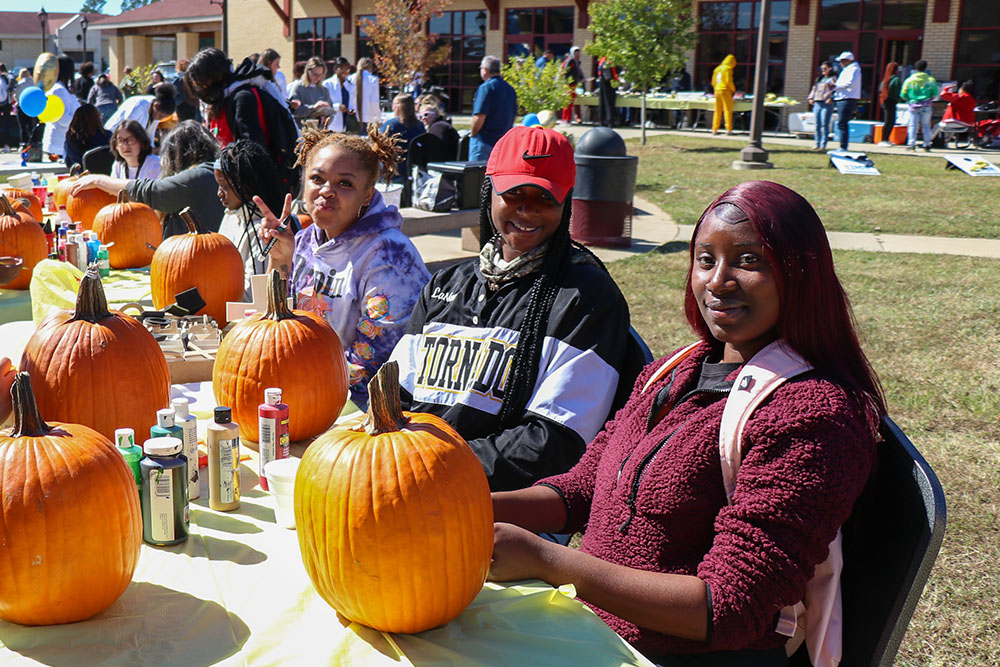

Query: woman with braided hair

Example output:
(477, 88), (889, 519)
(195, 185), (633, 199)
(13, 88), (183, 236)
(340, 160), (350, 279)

(215, 139), (293, 300)
(258, 125), (430, 409)
(388, 126), (641, 491)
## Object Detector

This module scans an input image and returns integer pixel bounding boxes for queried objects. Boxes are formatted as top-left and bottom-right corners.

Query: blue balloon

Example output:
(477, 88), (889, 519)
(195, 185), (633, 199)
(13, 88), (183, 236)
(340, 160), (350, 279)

(522, 113), (540, 127)
(19, 87), (47, 117)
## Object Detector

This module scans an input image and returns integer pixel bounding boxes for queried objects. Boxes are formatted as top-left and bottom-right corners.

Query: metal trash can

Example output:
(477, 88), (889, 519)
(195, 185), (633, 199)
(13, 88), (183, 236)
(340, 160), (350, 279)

(571, 127), (638, 248)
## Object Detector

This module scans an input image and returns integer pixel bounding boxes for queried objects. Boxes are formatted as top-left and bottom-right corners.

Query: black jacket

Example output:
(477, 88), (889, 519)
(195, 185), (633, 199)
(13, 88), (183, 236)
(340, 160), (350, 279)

(127, 162), (224, 239)
(390, 251), (644, 491)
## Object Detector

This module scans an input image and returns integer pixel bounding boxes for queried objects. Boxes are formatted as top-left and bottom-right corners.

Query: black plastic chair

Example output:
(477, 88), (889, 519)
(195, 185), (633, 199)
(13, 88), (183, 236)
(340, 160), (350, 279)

(790, 415), (946, 667)
(457, 132), (470, 161)
(82, 145), (114, 175)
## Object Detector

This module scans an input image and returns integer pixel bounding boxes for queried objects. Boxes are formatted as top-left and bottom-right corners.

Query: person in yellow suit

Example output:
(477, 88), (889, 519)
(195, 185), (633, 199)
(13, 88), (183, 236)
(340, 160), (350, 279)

(712, 55), (736, 135)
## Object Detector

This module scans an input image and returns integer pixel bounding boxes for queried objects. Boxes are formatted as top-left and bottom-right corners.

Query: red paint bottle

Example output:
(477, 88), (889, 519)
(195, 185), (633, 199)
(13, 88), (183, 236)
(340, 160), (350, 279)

(258, 387), (289, 491)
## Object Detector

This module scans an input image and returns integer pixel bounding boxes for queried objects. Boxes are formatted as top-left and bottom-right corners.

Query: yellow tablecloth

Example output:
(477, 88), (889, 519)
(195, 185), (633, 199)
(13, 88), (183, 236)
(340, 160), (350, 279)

(0, 384), (654, 666)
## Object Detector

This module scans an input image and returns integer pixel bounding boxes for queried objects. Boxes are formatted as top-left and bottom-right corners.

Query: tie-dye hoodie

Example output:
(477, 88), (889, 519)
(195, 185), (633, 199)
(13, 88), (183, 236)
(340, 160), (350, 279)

(289, 189), (431, 409)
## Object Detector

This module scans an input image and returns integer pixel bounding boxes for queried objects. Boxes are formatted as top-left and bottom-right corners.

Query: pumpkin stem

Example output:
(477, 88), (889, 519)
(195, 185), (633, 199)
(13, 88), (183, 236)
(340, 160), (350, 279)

(179, 207), (207, 234)
(72, 265), (112, 323)
(69, 164), (82, 177)
(11, 372), (52, 438)
(116, 189), (129, 204)
(362, 361), (407, 435)
(0, 194), (14, 217)
(263, 268), (295, 321)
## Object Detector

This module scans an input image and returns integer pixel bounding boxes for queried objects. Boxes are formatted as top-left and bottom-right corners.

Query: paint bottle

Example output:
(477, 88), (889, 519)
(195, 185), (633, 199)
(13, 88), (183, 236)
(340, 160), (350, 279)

(86, 231), (100, 265)
(207, 407), (241, 512)
(171, 398), (201, 501)
(54, 205), (71, 229)
(151, 408), (182, 439)
(65, 234), (80, 269)
(42, 219), (54, 255)
(257, 388), (289, 491)
(73, 234), (89, 271)
(114, 427), (143, 489)
(139, 437), (189, 546)
(98, 244), (110, 277)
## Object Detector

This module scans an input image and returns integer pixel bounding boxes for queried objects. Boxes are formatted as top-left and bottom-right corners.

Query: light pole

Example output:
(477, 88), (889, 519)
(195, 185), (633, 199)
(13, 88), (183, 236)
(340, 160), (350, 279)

(38, 8), (48, 53)
(733, 0), (773, 170)
(81, 15), (89, 62)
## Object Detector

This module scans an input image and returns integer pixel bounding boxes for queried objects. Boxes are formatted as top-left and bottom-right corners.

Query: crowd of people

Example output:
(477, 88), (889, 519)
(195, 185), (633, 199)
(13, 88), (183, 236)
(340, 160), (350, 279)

(0, 41), (912, 667)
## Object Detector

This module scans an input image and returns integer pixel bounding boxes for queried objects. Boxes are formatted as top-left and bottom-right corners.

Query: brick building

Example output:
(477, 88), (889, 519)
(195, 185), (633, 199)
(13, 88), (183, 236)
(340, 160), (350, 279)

(225, 0), (997, 116)
(0, 12), (109, 73)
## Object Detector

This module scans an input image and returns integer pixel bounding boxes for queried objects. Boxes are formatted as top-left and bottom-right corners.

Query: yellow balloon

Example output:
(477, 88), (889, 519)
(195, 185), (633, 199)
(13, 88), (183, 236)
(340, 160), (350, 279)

(37, 94), (65, 124)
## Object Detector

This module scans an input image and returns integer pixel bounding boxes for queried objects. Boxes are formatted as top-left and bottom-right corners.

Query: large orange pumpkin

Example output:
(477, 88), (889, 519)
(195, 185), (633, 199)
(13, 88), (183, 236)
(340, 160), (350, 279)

(93, 190), (161, 269)
(66, 179), (115, 230)
(0, 194), (48, 290)
(150, 207), (243, 326)
(0, 372), (142, 626)
(213, 269), (348, 443)
(6, 192), (44, 221)
(53, 166), (83, 209)
(19, 266), (171, 441)
(295, 361), (494, 633)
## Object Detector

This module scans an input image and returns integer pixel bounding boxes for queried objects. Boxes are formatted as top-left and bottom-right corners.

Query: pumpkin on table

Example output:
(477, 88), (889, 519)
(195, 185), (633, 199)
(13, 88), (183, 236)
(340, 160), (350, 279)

(0, 372), (142, 626)
(93, 189), (160, 269)
(66, 177), (115, 230)
(213, 269), (348, 444)
(295, 361), (494, 634)
(150, 207), (243, 326)
(0, 194), (48, 290)
(19, 265), (171, 441)
(53, 166), (83, 209)
(5, 191), (44, 222)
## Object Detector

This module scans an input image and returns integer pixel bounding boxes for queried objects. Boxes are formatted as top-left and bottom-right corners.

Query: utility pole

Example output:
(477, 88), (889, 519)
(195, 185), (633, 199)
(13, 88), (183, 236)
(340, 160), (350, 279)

(733, 0), (773, 170)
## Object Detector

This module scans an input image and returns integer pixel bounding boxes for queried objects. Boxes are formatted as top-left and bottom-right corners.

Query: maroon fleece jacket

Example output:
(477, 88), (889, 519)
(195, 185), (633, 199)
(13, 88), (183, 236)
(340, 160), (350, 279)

(539, 342), (876, 658)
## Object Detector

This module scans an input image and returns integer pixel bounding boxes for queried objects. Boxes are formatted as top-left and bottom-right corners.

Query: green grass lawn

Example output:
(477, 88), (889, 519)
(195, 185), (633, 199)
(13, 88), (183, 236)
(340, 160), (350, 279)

(608, 249), (1000, 666)
(630, 134), (1000, 239)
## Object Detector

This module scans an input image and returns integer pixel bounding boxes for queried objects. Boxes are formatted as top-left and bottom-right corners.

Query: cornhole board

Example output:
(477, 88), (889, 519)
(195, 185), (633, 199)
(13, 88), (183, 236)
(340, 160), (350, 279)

(828, 151), (881, 176)
(943, 155), (1000, 176)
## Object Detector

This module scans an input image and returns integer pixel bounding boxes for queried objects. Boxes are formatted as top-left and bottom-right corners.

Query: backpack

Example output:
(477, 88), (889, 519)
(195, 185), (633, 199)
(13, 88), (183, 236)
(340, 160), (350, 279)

(642, 340), (843, 667)
(225, 84), (301, 197)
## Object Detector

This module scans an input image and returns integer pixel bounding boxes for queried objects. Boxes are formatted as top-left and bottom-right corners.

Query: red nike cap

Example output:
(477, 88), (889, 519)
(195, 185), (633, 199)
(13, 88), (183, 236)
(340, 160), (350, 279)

(486, 126), (576, 203)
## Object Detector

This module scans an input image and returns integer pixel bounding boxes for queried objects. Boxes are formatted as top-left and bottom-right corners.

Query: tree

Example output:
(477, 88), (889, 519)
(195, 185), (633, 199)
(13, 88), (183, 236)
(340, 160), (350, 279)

(358, 0), (452, 92)
(120, 0), (158, 12)
(501, 59), (572, 115)
(80, 0), (107, 13)
(586, 0), (695, 144)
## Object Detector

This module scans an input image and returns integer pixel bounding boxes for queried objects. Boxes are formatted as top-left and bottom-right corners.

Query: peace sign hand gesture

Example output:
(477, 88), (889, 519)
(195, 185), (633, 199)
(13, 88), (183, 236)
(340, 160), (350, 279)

(255, 193), (295, 278)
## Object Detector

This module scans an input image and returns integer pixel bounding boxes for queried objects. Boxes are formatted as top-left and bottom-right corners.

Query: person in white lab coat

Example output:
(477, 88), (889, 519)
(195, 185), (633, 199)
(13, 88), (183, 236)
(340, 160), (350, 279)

(350, 57), (381, 133)
(104, 83), (177, 137)
(322, 57), (357, 133)
(41, 56), (81, 160)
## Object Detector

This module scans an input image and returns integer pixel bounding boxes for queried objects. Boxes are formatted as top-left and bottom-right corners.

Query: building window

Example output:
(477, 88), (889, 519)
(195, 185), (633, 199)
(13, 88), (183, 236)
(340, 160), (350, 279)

(295, 17), (343, 66)
(695, 1), (790, 95)
(504, 7), (574, 61)
(357, 14), (376, 61)
(198, 33), (214, 50)
(427, 10), (488, 113)
(818, 0), (926, 32)
(954, 0), (1000, 100)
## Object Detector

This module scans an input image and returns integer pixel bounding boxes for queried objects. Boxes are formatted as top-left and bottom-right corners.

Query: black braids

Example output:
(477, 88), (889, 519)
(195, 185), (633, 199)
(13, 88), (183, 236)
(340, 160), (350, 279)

(478, 177), (496, 250)
(218, 140), (287, 263)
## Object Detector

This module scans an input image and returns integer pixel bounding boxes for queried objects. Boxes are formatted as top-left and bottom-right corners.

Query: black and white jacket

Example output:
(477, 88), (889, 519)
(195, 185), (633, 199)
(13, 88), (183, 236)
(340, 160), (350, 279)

(389, 252), (637, 491)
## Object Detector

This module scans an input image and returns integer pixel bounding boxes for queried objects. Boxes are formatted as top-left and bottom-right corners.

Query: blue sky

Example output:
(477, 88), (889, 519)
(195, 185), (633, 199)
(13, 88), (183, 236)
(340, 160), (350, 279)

(35, 1), (125, 14)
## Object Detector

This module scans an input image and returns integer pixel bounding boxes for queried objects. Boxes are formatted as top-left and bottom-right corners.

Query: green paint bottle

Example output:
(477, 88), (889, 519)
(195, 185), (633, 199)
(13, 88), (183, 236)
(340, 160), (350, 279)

(114, 427), (143, 489)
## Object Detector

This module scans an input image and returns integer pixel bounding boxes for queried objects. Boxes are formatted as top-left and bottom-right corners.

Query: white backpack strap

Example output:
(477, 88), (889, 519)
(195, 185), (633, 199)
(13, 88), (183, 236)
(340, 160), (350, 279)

(640, 342), (701, 395)
(718, 340), (813, 501)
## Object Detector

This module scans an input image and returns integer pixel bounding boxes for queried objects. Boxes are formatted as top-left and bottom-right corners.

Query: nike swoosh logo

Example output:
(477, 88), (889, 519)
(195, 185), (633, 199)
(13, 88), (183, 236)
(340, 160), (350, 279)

(522, 151), (552, 160)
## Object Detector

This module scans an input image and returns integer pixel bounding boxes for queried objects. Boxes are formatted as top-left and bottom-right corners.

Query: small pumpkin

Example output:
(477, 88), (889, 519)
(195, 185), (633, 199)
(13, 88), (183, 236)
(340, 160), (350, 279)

(66, 177), (115, 230)
(52, 165), (83, 209)
(0, 194), (48, 290)
(296, 361), (494, 634)
(213, 269), (348, 443)
(9, 193), (44, 222)
(150, 207), (243, 326)
(19, 265), (171, 441)
(92, 189), (160, 268)
(0, 372), (142, 626)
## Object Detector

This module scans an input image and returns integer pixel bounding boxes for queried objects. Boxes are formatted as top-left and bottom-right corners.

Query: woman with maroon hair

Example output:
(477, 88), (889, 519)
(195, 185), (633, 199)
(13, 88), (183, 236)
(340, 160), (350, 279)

(487, 180), (885, 666)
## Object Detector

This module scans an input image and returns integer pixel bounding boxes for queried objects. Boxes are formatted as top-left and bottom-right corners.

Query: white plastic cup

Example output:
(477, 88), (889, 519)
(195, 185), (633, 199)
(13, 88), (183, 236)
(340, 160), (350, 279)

(264, 458), (301, 530)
